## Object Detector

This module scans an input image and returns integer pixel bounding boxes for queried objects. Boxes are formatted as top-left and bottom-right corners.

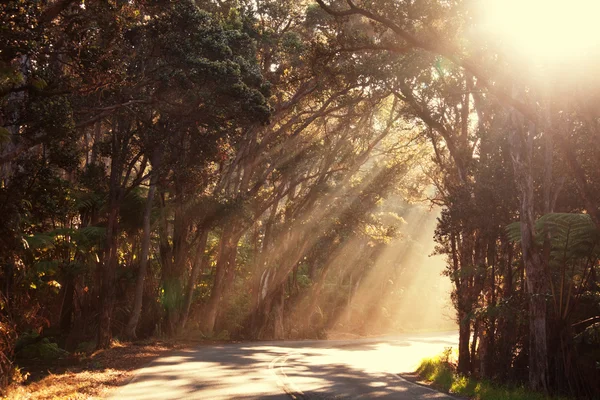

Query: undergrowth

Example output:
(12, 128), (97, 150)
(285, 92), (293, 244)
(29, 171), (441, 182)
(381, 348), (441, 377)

(416, 356), (564, 400)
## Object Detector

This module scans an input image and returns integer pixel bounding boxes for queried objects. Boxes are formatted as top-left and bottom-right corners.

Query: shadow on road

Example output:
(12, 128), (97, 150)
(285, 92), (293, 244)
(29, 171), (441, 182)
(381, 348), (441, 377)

(111, 334), (458, 399)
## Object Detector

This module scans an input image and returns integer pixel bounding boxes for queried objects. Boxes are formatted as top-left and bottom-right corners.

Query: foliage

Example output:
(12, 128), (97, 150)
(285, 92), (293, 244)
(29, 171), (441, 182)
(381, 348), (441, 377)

(417, 357), (454, 389)
(0, 298), (17, 390)
(507, 213), (599, 255)
(18, 339), (69, 360)
(417, 356), (565, 400)
(2, 0), (600, 397)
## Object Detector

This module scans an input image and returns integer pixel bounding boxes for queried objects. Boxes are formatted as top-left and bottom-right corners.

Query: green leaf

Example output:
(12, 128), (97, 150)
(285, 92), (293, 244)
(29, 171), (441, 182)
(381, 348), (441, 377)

(30, 77), (48, 91)
(506, 221), (522, 242)
(506, 213), (599, 260)
(0, 127), (11, 145)
(24, 234), (56, 251)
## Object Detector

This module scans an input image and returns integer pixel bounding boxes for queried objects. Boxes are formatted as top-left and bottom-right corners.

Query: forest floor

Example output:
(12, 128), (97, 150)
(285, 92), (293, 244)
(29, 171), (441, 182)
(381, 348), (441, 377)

(4, 331), (454, 399)
(3, 331), (378, 399)
(4, 339), (209, 400)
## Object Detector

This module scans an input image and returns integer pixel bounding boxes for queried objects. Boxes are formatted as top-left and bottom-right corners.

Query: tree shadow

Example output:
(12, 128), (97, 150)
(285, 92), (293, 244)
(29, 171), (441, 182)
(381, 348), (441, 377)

(110, 336), (457, 399)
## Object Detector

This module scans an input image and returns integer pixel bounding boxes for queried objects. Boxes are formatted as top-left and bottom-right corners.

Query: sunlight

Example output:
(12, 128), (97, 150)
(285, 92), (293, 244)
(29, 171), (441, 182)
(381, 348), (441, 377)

(337, 205), (455, 334)
(387, 207), (455, 332)
(477, 0), (600, 71)
(7, 1), (600, 398)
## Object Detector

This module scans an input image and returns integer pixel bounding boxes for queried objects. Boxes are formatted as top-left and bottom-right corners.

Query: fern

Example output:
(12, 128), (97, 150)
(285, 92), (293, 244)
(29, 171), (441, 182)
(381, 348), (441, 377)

(77, 226), (106, 243)
(536, 213), (597, 250)
(506, 221), (522, 243)
(23, 234), (55, 250)
(75, 192), (106, 214)
(0, 127), (11, 145)
(507, 213), (598, 249)
(575, 322), (600, 345)
(507, 213), (599, 272)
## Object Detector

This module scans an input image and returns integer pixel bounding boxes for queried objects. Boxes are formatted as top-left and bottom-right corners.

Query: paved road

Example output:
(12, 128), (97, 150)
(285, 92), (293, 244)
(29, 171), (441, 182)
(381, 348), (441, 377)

(110, 332), (458, 399)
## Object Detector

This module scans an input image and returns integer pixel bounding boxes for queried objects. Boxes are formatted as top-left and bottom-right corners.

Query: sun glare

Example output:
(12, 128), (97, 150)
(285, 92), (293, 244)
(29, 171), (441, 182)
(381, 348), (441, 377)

(477, 0), (600, 71)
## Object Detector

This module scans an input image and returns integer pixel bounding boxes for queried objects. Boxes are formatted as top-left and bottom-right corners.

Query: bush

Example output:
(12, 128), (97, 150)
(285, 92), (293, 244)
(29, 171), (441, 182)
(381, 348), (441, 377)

(74, 341), (96, 354)
(18, 338), (69, 360)
(0, 312), (18, 392)
(416, 357), (454, 390)
(416, 354), (565, 400)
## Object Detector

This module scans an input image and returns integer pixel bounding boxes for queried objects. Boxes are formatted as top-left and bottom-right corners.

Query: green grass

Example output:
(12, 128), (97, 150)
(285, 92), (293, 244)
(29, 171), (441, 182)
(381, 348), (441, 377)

(416, 357), (455, 389)
(416, 357), (561, 400)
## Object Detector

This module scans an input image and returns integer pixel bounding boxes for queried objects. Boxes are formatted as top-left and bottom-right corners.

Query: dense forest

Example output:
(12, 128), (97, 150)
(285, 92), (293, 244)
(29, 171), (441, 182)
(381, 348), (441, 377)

(2, 0), (600, 398)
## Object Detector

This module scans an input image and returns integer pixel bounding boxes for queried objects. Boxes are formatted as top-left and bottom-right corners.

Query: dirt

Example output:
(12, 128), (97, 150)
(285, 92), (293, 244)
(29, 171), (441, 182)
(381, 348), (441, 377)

(4, 339), (197, 399)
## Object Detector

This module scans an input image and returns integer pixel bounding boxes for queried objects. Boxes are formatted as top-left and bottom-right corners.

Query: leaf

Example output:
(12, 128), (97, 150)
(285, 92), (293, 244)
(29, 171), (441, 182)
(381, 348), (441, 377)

(30, 77), (47, 91)
(77, 226), (106, 244)
(575, 322), (600, 345)
(506, 213), (599, 261)
(506, 221), (522, 243)
(0, 127), (11, 145)
(24, 234), (55, 251)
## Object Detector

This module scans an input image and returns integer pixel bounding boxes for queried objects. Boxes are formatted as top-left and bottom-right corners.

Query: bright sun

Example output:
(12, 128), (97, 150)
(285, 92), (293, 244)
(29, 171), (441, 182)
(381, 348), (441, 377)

(478, 0), (600, 70)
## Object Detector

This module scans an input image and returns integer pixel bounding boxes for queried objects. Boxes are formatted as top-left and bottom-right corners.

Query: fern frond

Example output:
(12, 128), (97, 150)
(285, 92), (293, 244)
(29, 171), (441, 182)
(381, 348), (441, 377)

(24, 234), (56, 250)
(506, 213), (599, 260)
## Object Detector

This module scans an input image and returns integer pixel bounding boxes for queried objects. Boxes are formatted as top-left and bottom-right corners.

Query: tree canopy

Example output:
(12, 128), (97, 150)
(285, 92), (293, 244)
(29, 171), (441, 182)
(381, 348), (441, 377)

(2, 0), (600, 397)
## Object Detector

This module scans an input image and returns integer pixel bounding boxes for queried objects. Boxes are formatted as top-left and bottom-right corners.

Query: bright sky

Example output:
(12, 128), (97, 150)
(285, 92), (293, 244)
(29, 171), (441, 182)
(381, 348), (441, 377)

(477, 0), (600, 73)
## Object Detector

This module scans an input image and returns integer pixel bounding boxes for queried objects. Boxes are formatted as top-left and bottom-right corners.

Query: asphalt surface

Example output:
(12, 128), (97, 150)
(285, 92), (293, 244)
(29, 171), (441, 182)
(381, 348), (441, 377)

(110, 331), (458, 399)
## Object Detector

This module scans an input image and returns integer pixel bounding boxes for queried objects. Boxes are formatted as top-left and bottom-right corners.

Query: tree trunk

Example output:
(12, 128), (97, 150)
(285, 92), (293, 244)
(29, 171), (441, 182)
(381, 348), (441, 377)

(253, 273), (274, 339)
(457, 310), (472, 375)
(180, 228), (209, 331)
(203, 224), (236, 335)
(97, 187), (121, 349)
(470, 320), (479, 374)
(496, 241), (514, 380)
(272, 283), (285, 340)
(59, 275), (75, 334)
(124, 164), (159, 339)
(97, 119), (130, 349)
(159, 184), (192, 336)
(451, 231), (472, 375)
(509, 116), (549, 392)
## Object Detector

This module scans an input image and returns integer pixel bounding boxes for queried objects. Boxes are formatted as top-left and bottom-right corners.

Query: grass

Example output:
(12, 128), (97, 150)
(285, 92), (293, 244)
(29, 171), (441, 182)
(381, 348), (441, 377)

(415, 357), (563, 400)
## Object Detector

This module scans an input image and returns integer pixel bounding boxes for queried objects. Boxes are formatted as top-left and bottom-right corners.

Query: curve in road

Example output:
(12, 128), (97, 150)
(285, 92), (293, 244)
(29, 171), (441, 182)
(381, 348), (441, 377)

(110, 332), (458, 399)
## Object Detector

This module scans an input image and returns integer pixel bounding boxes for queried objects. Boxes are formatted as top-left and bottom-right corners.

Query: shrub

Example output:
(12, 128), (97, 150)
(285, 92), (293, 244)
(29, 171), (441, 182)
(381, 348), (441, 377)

(0, 312), (17, 392)
(18, 338), (69, 360)
(416, 357), (454, 390)
(416, 354), (566, 400)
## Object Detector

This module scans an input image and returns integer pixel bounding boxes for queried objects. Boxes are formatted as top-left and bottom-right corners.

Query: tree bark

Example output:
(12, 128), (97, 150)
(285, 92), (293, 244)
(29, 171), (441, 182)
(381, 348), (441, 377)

(451, 231), (472, 375)
(180, 228), (209, 331)
(509, 116), (549, 392)
(203, 224), (237, 335)
(470, 320), (479, 373)
(59, 275), (75, 334)
(457, 309), (472, 375)
(124, 159), (159, 339)
(272, 283), (285, 340)
(97, 184), (121, 349)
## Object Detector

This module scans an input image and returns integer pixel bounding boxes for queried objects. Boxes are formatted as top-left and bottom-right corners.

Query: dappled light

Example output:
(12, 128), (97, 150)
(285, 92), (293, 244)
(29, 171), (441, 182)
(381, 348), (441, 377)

(324, 205), (455, 335)
(110, 333), (458, 399)
(3, 0), (600, 398)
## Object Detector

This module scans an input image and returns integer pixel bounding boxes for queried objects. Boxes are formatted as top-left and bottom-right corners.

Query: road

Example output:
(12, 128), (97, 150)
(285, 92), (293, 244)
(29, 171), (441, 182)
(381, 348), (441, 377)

(110, 332), (458, 399)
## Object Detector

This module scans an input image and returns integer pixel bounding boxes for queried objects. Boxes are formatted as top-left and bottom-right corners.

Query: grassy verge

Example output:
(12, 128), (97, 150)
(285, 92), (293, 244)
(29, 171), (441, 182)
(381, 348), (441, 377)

(415, 357), (561, 400)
